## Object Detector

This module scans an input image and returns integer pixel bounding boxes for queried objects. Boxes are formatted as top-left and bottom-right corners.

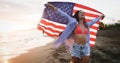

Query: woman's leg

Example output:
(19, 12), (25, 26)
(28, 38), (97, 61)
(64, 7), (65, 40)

(81, 56), (89, 63)
(81, 43), (90, 63)
(70, 56), (81, 63)
(70, 43), (81, 63)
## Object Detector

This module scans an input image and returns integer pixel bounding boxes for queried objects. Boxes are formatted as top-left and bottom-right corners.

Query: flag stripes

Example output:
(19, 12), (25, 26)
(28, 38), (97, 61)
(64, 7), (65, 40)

(75, 3), (102, 14)
(38, 2), (103, 47)
(38, 18), (66, 36)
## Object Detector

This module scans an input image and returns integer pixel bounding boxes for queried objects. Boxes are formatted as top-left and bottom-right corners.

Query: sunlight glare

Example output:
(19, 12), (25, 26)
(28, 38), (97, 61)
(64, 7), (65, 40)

(0, 47), (12, 63)
(3, 56), (10, 63)
(0, 47), (12, 55)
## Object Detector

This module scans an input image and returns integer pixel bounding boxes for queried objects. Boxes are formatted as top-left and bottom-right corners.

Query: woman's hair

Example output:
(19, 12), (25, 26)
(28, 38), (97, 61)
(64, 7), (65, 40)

(73, 11), (80, 22)
(73, 10), (86, 23)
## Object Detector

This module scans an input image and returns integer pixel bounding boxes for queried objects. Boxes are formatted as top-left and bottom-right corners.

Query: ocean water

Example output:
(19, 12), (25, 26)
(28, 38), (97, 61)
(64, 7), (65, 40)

(0, 28), (54, 63)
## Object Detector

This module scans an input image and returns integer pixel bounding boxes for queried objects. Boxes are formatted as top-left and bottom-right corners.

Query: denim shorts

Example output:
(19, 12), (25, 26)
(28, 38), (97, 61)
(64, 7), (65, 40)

(71, 42), (90, 59)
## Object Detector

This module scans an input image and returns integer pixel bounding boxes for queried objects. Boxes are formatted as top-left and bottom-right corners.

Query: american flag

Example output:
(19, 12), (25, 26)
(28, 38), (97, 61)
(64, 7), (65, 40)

(38, 2), (103, 47)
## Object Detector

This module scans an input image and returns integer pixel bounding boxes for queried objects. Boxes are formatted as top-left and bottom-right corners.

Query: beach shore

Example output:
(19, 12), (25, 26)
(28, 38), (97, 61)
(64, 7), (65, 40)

(8, 42), (57, 63)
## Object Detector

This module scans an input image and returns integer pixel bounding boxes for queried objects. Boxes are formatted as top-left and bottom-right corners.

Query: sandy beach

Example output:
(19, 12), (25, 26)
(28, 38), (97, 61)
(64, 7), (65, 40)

(8, 42), (56, 63)
(8, 41), (71, 63)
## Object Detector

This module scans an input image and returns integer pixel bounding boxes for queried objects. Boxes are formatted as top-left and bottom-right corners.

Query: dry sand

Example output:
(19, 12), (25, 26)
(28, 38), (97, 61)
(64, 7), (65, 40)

(8, 42), (57, 63)
(8, 41), (71, 63)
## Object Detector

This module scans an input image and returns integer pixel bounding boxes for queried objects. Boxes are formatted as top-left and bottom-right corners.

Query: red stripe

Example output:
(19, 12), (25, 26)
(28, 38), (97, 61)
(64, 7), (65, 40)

(85, 12), (99, 17)
(90, 37), (96, 41)
(85, 19), (100, 24)
(38, 25), (44, 31)
(75, 3), (102, 14)
(38, 25), (46, 34)
(72, 10), (77, 14)
(96, 21), (100, 24)
(90, 32), (97, 37)
(44, 31), (59, 37)
(91, 26), (99, 30)
(41, 19), (66, 30)
(90, 44), (95, 48)
(85, 19), (91, 22)
(90, 31), (97, 36)
(73, 10), (99, 17)
(43, 27), (62, 33)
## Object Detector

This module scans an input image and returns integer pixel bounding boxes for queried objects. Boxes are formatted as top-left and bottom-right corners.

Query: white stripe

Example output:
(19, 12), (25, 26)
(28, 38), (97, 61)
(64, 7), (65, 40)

(40, 23), (64, 32)
(92, 23), (99, 27)
(90, 28), (97, 33)
(85, 16), (96, 20)
(90, 41), (95, 44)
(72, 14), (99, 21)
(74, 6), (101, 15)
(72, 13), (99, 19)
(44, 29), (59, 35)
(42, 18), (66, 27)
(90, 34), (96, 39)
(38, 25), (45, 30)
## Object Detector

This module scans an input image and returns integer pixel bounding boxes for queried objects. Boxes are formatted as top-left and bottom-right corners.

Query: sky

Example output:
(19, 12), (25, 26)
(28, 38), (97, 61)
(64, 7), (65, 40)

(0, 0), (120, 33)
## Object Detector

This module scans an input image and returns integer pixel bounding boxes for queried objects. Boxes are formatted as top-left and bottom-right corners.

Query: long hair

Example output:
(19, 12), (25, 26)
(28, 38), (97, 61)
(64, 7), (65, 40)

(73, 10), (86, 24)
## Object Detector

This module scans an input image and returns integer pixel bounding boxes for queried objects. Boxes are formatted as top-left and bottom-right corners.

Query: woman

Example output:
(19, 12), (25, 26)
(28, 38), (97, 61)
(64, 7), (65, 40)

(46, 3), (105, 63)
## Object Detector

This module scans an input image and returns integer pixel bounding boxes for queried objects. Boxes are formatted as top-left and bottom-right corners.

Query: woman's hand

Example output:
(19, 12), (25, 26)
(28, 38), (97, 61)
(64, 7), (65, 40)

(45, 3), (58, 11)
(100, 14), (105, 20)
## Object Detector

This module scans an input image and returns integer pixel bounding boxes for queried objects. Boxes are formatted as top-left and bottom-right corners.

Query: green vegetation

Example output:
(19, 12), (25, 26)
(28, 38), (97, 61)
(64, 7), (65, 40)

(117, 20), (120, 22)
(100, 22), (120, 30)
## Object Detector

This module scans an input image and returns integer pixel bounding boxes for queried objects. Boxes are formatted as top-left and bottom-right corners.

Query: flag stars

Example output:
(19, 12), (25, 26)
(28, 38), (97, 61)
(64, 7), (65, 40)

(43, 2), (74, 24)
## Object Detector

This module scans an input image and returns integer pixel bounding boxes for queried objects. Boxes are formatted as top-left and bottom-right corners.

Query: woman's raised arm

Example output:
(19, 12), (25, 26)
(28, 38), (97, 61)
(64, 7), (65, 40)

(45, 3), (78, 48)
(45, 3), (77, 23)
(85, 14), (105, 27)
